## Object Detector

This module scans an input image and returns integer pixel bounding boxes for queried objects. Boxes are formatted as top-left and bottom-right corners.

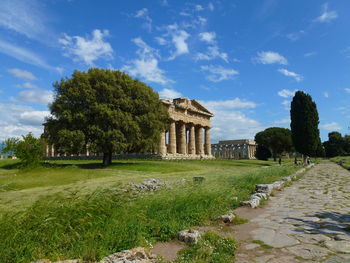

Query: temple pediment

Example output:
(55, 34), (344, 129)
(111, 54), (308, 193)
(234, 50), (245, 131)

(162, 98), (213, 118)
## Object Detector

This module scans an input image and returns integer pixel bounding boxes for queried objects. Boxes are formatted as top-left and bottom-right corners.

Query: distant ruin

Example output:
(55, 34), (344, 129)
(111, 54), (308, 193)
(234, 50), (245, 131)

(211, 139), (257, 159)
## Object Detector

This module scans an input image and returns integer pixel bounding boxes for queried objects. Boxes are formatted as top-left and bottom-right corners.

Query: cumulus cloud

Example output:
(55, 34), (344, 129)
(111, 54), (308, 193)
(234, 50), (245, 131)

(277, 89), (297, 98)
(134, 8), (152, 32)
(15, 82), (38, 89)
(255, 51), (288, 65)
(208, 2), (214, 11)
(14, 89), (53, 105)
(286, 30), (305, 41)
(314, 3), (338, 23)
(274, 117), (290, 125)
(19, 110), (50, 126)
(0, 103), (47, 140)
(200, 65), (239, 82)
(320, 122), (342, 131)
(201, 98), (264, 142)
(166, 25), (190, 60)
(122, 37), (173, 85)
(158, 88), (182, 99)
(59, 29), (113, 65)
(199, 32), (216, 43)
(278, 69), (303, 82)
(7, 68), (37, 80)
(195, 4), (204, 11)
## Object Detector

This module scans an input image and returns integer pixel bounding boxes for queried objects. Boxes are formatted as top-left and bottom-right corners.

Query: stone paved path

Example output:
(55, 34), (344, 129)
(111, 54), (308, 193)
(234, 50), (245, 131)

(234, 161), (350, 263)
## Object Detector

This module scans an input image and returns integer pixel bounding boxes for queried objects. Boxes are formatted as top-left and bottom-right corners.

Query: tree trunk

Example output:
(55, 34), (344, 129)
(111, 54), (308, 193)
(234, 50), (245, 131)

(103, 152), (112, 166)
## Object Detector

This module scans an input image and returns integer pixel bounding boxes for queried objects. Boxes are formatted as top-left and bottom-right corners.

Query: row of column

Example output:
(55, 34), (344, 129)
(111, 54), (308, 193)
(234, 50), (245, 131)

(211, 144), (256, 159)
(45, 144), (90, 157)
(159, 121), (211, 156)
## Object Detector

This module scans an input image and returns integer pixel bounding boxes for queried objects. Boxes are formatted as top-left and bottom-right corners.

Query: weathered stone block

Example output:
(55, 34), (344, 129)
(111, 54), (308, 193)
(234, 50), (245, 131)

(99, 247), (156, 263)
(178, 229), (201, 244)
(219, 213), (235, 223)
(255, 184), (274, 195)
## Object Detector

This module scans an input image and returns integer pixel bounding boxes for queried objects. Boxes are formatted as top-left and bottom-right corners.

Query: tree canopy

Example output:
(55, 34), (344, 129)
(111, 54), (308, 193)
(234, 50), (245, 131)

(44, 68), (169, 165)
(290, 91), (320, 158)
(255, 127), (293, 161)
(2, 133), (43, 167)
(323, 131), (348, 157)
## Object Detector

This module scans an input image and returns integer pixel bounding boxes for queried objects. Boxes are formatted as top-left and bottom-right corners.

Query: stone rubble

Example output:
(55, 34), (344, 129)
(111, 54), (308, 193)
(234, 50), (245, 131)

(218, 213), (236, 223)
(178, 229), (201, 244)
(235, 161), (350, 262)
(99, 247), (157, 263)
(128, 178), (165, 193)
(242, 163), (315, 209)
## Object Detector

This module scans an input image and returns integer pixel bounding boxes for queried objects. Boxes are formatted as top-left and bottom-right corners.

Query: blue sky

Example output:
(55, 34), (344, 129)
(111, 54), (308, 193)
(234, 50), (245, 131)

(0, 0), (350, 143)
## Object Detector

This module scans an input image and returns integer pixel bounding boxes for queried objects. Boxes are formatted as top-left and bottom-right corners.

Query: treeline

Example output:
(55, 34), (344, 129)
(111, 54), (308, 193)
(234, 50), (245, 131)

(323, 131), (350, 157)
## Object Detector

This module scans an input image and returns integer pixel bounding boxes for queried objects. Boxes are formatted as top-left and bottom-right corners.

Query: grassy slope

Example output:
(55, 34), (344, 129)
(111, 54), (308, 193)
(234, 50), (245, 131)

(330, 156), (350, 169)
(0, 159), (296, 262)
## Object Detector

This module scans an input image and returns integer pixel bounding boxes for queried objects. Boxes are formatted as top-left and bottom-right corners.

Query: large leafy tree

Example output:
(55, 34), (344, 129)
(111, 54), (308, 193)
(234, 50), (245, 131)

(290, 91), (320, 159)
(323, 131), (345, 157)
(255, 127), (293, 161)
(44, 68), (169, 166)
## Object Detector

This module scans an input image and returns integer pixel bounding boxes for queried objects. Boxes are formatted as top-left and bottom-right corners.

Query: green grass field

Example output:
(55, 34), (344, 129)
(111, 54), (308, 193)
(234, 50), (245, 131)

(330, 156), (350, 169)
(0, 158), (297, 263)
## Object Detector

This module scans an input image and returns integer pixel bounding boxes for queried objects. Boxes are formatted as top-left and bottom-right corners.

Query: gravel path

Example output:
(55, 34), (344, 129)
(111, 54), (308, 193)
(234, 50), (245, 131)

(235, 161), (350, 263)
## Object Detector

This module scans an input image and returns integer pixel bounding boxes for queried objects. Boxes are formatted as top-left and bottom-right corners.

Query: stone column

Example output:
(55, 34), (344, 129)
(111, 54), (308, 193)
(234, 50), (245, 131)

(45, 144), (49, 157)
(51, 145), (55, 157)
(168, 121), (176, 154)
(204, 127), (211, 156)
(178, 122), (186, 154)
(188, 124), (196, 154)
(86, 144), (90, 156)
(195, 126), (204, 155)
(158, 131), (167, 155)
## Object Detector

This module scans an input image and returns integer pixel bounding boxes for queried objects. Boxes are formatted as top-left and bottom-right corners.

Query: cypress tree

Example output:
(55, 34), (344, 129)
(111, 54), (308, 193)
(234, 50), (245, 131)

(290, 91), (320, 159)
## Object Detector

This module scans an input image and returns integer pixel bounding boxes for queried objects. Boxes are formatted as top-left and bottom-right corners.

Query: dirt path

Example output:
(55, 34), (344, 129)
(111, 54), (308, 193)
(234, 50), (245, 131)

(234, 161), (350, 263)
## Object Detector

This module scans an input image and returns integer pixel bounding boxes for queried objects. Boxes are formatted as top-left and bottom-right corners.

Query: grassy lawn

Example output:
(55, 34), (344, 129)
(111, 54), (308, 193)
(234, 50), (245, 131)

(0, 158), (297, 262)
(330, 156), (350, 169)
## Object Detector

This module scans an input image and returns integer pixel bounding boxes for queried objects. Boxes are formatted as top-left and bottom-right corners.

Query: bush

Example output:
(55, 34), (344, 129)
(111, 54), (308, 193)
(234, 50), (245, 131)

(2, 133), (43, 167)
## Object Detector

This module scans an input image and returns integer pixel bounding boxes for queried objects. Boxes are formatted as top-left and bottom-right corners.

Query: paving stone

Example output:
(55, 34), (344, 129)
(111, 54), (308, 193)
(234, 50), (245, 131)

(324, 240), (350, 253)
(244, 243), (260, 250)
(251, 228), (299, 248)
(286, 244), (330, 260)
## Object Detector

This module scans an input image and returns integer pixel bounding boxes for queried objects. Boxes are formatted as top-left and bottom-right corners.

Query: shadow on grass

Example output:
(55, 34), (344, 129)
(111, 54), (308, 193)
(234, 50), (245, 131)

(41, 161), (138, 170)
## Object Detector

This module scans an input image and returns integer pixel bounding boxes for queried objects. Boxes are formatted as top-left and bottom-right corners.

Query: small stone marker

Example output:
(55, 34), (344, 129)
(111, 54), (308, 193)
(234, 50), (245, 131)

(99, 247), (157, 263)
(219, 213), (235, 223)
(255, 184), (274, 195)
(178, 229), (201, 244)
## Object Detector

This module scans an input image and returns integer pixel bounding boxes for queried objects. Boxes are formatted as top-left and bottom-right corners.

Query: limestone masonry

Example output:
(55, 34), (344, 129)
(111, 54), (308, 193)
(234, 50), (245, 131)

(158, 98), (214, 159)
(211, 139), (257, 159)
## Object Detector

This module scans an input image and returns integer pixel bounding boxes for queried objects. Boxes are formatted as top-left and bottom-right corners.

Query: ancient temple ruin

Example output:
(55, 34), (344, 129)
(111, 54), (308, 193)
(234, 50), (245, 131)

(211, 139), (257, 159)
(158, 98), (214, 159)
(44, 97), (214, 159)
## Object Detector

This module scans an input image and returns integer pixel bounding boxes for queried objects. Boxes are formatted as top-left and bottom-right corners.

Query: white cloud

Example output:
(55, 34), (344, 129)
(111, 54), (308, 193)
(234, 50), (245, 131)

(59, 29), (113, 65)
(201, 99), (263, 142)
(274, 117), (290, 125)
(255, 51), (288, 65)
(201, 65), (239, 82)
(320, 122), (342, 131)
(277, 89), (297, 98)
(155, 37), (167, 45)
(134, 8), (152, 32)
(0, 40), (51, 69)
(314, 3), (338, 23)
(323, 91), (329, 98)
(195, 46), (228, 62)
(14, 89), (53, 105)
(286, 30), (305, 41)
(7, 68), (37, 80)
(0, 0), (50, 42)
(0, 103), (46, 140)
(167, 26), (190, 60)
(304, 52), (317, 57)
(122, 38), (173, 85)
(345, 88), (350, 94)
(202, 98), (257, 109)
(278, 69), (303, 82)
(19, 111), (50, 126)
(208, 2), (214, 11)
(159, 88), (182, 99)
(15, 82), (38, 89)
(195, 5), (204, 11)
(199, 32), (216, 43)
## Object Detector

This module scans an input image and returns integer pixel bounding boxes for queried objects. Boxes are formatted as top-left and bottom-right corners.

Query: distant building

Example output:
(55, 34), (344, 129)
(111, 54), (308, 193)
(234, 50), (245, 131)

(211, 139), (257, 159)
